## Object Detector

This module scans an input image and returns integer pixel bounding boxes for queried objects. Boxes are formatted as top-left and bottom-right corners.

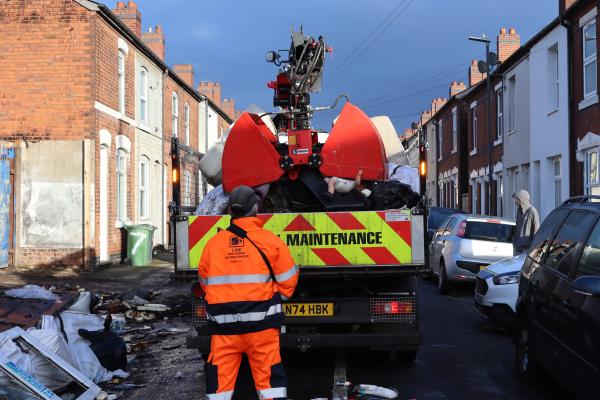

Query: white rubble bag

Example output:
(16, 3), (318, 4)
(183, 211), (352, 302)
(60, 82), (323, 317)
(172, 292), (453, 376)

(387, 162), (420, 194)
(195, 185), (230, 215)
(5, 285), (59, 301)
(371, 116), (410, 166)
(200, 139), (226, 187)
(57, 311), (129, 383)
(27, 316), (77, 390)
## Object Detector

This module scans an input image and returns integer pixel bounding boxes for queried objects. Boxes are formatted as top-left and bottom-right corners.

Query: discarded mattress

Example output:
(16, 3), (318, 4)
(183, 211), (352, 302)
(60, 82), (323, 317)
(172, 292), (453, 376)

(371, 116), (409, 165)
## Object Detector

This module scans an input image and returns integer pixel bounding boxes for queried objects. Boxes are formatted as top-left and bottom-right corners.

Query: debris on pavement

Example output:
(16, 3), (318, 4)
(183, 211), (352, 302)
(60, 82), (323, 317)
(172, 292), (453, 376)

(5, 284), (59, 301)
(0, 281), (197, 400)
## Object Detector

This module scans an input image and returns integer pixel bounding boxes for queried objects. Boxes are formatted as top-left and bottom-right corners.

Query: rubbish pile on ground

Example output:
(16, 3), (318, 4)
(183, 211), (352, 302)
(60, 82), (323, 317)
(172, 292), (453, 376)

(0, 284), (192, 400)
(197, 108), (421, 216)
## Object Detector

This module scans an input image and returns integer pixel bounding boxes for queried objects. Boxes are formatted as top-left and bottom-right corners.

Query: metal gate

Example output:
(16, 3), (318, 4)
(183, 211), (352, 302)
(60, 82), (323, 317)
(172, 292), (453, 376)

(0, 145), (15, 270)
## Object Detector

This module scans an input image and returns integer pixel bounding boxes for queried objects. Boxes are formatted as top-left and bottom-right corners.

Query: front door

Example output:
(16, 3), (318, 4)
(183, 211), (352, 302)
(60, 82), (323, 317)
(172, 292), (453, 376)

(0, 146), (15, 269)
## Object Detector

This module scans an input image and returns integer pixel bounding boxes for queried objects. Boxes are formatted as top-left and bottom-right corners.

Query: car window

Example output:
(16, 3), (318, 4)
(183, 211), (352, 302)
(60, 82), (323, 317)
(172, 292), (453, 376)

(429, 209), (455, 230)
(529, 208), (570, 262)
(434, 219), (450, 239)
(463, 221), (514, 243)
(444, 217), (458, 235)
(576, 219), (600, 277)
(544, 211), (598, 276)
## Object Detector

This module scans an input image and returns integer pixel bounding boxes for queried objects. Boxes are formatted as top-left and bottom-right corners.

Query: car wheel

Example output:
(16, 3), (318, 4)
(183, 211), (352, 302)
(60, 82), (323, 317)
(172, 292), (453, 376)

(516, 321), (540, 382)
(438, 259), (451, 295)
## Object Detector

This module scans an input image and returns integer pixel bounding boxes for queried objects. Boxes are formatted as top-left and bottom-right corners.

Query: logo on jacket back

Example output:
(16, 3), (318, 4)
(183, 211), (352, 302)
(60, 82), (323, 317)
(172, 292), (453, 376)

(230, 237), (244, 247)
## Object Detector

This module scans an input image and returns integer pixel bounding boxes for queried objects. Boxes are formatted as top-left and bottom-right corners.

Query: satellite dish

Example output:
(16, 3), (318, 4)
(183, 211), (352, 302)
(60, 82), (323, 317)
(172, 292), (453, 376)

(488, 52), (499, 66)
(477, 60), (489, 74)
(411, 122), (419, 130)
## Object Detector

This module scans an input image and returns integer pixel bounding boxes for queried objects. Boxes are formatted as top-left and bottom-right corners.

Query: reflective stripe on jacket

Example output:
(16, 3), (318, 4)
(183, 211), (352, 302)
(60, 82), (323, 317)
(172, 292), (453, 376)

(199, 217), (299, 335)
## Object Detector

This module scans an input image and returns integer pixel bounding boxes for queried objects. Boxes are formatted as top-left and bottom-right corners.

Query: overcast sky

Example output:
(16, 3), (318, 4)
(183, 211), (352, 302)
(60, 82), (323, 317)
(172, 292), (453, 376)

(111, 0), (557, 132)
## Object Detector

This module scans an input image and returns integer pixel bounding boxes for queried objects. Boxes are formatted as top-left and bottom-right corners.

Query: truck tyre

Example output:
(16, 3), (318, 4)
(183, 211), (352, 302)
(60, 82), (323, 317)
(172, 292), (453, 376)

(437, 260), (451, 295)
(516, 321), (540, 382)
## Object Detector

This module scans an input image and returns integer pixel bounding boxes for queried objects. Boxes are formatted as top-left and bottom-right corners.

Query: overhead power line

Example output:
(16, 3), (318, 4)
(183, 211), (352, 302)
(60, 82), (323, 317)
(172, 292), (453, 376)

(327, 0), (415, 83)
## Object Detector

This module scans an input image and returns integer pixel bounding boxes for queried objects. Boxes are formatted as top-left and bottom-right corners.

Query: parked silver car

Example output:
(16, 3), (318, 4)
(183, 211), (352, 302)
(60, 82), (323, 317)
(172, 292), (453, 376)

(428, 214), (515, 294)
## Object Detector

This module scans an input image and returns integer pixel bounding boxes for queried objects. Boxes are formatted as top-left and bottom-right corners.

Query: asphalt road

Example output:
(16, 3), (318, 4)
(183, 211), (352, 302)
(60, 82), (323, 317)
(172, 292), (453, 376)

(233, 278), (570, 399)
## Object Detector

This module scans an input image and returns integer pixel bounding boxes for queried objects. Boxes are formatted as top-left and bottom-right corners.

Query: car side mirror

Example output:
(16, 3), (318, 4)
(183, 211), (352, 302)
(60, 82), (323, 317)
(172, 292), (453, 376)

(572, 276), (600, 297)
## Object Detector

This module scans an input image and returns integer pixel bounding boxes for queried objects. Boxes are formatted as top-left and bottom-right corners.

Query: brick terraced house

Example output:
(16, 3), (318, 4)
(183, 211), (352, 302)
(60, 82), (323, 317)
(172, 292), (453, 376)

(0, 0), (233, 269)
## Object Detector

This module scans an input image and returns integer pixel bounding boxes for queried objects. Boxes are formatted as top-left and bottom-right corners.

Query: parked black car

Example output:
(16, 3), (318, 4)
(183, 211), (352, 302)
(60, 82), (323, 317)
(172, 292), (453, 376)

(515, 196), (600, 399)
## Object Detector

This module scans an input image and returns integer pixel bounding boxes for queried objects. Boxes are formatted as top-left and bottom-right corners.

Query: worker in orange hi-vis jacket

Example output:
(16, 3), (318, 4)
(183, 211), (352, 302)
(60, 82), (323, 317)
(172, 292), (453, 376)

(199, 185), (299, 400)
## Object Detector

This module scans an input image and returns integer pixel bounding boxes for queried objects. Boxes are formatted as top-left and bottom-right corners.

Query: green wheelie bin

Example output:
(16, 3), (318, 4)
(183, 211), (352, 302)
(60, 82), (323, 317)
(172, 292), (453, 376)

(124, 224), (156, 266)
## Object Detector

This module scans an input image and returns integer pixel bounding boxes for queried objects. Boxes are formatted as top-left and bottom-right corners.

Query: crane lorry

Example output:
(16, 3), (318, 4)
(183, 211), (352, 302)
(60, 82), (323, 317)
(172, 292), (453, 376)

(185, 28), (427, 360)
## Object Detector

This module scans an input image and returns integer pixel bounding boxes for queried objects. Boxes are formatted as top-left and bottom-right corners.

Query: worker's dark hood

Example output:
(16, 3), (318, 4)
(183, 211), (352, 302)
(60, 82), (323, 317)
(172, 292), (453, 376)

(513, 190), (531, 211)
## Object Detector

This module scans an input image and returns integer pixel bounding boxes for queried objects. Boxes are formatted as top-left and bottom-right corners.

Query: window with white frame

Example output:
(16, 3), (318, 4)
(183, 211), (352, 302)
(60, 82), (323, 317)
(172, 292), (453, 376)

(508, 75), (516, 132)
(548, 45), (559, 111)
(496, 89), (503, 140)
(139, 157), (149, 218)
(172, 92), (179, 137)
(183, 170), (191, 206)
(471, 108), (477, 152)
(583, 20), (597, 99)
(553, 156), (562, 207)
(437, 120), (443, 160)
(184, 103), (190, 146)
(118, 50), (126, 114)
(139, 67), (148, 123)
(452, 109), (457, 153)
(586, 150), (600, 195)
(116, 149), (127, 220)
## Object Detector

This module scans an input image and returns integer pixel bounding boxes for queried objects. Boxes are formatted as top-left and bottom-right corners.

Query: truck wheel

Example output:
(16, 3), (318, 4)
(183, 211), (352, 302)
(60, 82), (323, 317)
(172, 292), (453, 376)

(516, 321), (540, 382)
(437, 260), (451, 295)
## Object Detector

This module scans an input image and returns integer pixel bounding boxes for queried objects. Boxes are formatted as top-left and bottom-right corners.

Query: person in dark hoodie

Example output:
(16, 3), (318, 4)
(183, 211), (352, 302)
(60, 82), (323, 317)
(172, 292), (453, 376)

(512, 190), (541, 255)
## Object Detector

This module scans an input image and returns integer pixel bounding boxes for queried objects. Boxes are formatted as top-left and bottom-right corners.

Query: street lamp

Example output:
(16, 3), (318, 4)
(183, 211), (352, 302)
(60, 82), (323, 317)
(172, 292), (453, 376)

(469, 34), (496, 215)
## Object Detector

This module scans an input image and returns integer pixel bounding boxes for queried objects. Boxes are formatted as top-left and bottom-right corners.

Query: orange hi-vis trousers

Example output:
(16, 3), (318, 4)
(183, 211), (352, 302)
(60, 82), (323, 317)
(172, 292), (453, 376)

(205, 328), (286, 400)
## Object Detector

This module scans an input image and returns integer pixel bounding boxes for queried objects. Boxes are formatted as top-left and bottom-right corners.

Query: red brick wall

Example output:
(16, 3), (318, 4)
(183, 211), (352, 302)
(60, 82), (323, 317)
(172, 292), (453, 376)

(0, 0), (95, 142)
(93, 16), (137, 262)
(464, 86), (503, 214)
(568, 2), (600, 195)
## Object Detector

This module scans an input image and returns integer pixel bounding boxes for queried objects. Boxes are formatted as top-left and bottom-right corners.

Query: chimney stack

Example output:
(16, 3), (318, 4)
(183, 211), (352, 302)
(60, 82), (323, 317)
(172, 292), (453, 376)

(559, 0), (577, 14)
(142, 25), (165, 60)
(497, 27), (520, 64)
(173, 64), (194, 87)
(431, 97), (447, 115)
(112, 1), (141, 38)
(421, 110), (432, 125)
(198, 81), (222, 107)
(469, 59), (486, 87)
(221, 98), (236, 120)
(450, 81), (466, 97)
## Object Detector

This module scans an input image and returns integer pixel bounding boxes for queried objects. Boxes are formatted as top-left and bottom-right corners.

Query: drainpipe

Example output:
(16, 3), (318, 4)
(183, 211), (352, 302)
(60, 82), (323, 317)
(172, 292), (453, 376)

(560, 17), (575, 197)
(435, 120), (439, 207)
(161, 68), (168, 248)
(203, 98), (209, 196)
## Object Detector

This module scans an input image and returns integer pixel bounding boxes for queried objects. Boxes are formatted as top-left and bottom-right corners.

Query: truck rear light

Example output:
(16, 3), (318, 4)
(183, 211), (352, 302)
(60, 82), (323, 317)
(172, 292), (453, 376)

(457, 220), (467, 238)
(370, 298), (416, 323)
